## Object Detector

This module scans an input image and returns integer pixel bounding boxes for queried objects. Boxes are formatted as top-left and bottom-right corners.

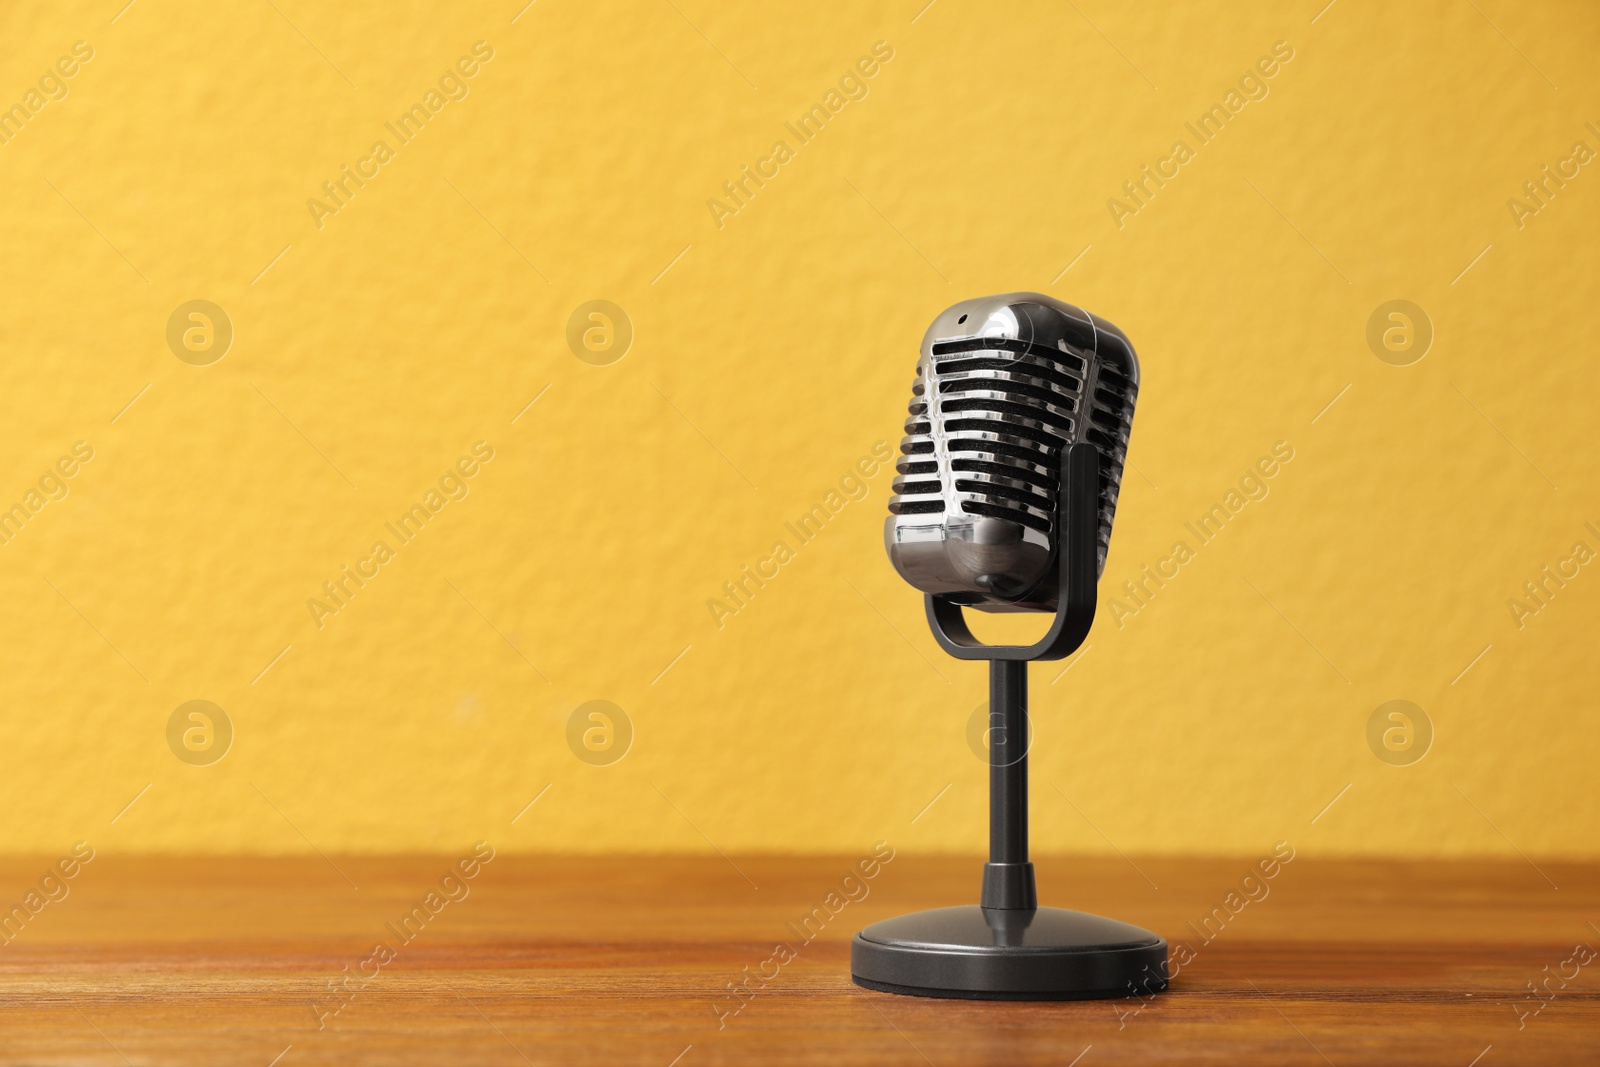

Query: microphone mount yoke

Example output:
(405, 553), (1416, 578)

(852, 443), (1171, 1000)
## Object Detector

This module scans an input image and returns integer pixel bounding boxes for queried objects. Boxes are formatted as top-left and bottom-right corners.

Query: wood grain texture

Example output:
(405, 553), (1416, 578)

(0, 853), (1595, 1065)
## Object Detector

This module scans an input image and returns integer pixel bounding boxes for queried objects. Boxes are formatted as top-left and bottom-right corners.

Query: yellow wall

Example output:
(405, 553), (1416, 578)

(1, 0), (1595, 859)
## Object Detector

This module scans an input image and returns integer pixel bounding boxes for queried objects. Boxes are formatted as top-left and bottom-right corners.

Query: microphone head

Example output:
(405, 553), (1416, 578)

(885, 293), (1138, 613)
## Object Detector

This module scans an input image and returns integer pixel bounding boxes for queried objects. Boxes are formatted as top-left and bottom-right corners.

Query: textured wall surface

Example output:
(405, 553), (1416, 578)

(0, 1), (1595, 858)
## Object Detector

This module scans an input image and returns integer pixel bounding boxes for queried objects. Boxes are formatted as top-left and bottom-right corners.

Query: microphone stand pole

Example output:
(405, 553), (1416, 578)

(984, 657), (1035, 911)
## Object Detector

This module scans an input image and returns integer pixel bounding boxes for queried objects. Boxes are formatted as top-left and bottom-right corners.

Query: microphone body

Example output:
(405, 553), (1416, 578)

(885, 293), (1138, 613)
(854, 294), (1168, 1001)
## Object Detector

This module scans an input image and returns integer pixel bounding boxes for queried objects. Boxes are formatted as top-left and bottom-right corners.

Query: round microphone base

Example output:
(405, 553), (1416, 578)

(852, 905), (1167, 1001)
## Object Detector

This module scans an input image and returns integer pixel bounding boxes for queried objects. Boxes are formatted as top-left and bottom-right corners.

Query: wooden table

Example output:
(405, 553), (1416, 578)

(0, 853), (1594, 1064)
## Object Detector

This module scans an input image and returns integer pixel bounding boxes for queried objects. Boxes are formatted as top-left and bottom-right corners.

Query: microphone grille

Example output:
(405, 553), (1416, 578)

(887, 294), (1138, 610)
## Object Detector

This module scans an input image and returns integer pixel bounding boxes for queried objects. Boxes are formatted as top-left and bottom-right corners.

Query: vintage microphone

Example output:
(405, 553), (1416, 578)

(852, 293), (1169, 1000)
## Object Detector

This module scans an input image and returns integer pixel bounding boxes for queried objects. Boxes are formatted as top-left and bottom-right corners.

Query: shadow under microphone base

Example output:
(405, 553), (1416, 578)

(852, 445), (1170, 1001)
